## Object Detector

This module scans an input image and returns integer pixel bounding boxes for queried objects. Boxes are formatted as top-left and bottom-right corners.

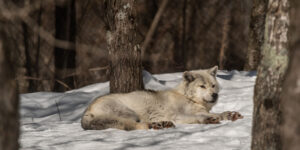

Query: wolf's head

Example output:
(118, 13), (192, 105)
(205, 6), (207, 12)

(180, 66), (220, 107)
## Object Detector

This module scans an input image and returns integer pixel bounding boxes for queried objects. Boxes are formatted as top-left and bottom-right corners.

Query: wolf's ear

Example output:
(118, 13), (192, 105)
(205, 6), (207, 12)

(208, 66), (218, 77)
(183, 71), (195, 82)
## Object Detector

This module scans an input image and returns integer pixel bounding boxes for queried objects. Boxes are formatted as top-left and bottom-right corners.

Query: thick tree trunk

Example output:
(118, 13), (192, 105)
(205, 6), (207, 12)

(251, 0), (289, 150)
(281, 0), (300, 149)
(106, 0), (144, 93)
(0, 27), (19, 150)
(54, 0), (76, 92)
(281, 43), (300, 150)
(244, 0), (268, 70)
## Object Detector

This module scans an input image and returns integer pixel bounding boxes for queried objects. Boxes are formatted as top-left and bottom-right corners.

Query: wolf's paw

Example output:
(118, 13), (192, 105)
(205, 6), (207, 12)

(148, 121), (175, 130)
(221, 111), (243, 121)
(204, 116), (220, 124)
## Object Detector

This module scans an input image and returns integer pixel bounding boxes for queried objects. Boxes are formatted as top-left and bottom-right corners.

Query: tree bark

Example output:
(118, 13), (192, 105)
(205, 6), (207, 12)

(219, 3), (231, 70)
(244, 0), (268, 70)
(22, 22), (35, 92)
(105, 0), (144, 93)
(281, 41), (300, 150)
(281, 0), (300, 149)
(34, 0), (43, 91)
(251, 0), (289, 150)
(0, 26), (19, 150)
(54, 0), (77, 92)
(173, 0), (187, 71)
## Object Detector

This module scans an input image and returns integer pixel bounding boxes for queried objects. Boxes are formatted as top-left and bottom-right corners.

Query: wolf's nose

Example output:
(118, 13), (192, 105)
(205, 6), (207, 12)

(212, 93), (218, 100)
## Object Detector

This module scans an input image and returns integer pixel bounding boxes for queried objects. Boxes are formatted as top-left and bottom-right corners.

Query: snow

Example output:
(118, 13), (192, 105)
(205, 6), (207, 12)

(20, 70), (256, 150)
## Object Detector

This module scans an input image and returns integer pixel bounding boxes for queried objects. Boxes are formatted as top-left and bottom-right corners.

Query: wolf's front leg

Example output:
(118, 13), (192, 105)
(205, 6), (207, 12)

(194, 111), (243, 123)
(174, 114), (220, 124)
(148, 121), (175, 129)
(135, 121), (176, 130)
(218, 111), (243, 121)
(201, 111), (243, 122)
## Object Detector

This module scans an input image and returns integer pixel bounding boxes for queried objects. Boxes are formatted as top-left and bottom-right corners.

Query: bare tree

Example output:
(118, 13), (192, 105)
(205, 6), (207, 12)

(251, 0), (289, 150)
(173, 0), (187, 71)
(218, 2), (231, 70)
(0, 26), (20, 150)
(105, 0), (144, 93)
(281, 0), (300, 149)
(22, 22), (35, 92)
(54, 0), (77, 92)
(33, 0), (43, 92)
(244, 0), (268, 70)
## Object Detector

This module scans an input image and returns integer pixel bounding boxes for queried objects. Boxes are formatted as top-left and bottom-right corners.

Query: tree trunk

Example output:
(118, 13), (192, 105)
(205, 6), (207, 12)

(281, 0), (300, 149)
(281, 40), (300, 150)
(244, 0), (268, 70)
(251, 0), (289, 150)
(0, 26), (19, 150)
(22, 22), (35, 92)
(105, 0), (144, 93)
(219, 3), (231, 70)
(54, 0), (76, 92)
(34, 0), (43, 91)
(173, 0), (187, 71)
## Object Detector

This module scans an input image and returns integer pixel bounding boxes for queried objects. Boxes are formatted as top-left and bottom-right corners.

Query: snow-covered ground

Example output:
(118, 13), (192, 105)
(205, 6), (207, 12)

(20, 70), (256, 150)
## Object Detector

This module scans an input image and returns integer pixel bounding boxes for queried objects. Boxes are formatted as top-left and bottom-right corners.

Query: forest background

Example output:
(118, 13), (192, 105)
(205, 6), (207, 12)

(2, 0), (252, 93)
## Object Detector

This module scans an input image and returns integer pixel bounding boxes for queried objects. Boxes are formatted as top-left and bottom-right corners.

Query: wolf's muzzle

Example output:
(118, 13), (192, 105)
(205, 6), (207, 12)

(212, 93), (218, 101)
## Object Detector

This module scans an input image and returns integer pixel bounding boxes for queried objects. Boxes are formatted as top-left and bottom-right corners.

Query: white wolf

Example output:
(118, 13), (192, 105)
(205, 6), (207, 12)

(81, 66), (243, 130)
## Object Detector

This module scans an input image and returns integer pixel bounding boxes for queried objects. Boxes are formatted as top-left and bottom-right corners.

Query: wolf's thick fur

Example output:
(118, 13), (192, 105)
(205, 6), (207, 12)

(81, 66), (243, 130)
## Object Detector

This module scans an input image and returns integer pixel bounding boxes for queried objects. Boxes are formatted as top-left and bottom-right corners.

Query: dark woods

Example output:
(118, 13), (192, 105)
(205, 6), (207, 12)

(2, 0), (251, 93)
(1, 0), (300, 150)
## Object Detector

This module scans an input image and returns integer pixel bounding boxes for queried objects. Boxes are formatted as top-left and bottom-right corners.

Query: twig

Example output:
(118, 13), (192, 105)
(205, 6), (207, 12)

(55, 100), (62, 121)
(88, 66), (109, 72)
(19, 76), (72, 90)
(19, 65), (109, 81)
(55, 79), (72, 90)
(58, 66), (109, 78)
(18, 76), (43, 81)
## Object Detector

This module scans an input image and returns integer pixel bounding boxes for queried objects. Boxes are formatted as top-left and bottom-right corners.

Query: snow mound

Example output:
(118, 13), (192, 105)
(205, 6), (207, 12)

(20, 70), (255, 150)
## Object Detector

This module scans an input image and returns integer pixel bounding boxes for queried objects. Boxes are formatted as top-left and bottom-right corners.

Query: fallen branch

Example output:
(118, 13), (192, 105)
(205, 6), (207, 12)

(18, 76), (72, 90)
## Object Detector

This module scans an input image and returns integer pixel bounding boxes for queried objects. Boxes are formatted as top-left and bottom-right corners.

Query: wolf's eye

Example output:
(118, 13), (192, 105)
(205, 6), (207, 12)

(212, 85), (215, 88)
(200, 85), (206, 89)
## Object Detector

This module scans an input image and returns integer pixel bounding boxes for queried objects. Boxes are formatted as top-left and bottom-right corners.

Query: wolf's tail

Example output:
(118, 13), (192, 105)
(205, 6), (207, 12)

(81, 114), (147, 130)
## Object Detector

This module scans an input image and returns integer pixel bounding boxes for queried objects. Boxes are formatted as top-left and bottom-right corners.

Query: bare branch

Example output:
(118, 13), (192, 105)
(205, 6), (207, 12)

(141, 0), (169, 58)
(19, 76), (71, 90)
(0, 0), (102, 51)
